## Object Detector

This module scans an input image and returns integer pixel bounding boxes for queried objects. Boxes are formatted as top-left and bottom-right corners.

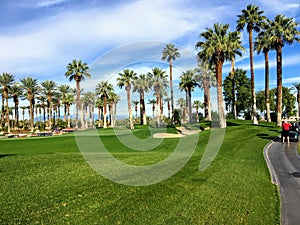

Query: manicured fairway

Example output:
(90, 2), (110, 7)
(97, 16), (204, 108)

(0, 120), (281, 224)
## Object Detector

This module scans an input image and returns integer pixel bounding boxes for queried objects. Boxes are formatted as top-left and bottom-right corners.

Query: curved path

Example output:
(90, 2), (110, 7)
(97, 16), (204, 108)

(265, 138), (300, 225)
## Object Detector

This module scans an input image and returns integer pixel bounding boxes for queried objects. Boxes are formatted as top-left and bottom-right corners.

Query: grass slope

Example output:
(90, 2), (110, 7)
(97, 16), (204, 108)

(0, 120), (281, 224)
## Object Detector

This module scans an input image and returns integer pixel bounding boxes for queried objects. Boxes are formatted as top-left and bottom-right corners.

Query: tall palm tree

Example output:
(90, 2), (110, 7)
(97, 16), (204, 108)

(268, 15), (300, 125)
(148, 99), (156, 118)
(0, 73), (15, 132)
(117, 69), (137, 129)
(41, 80), (57, 129)
(292, 83), (300, 118)
(95, 81), (114, 128)
(254, 20), (272, 122)
(132, 74), (151, 125)
(161, 43), (180, 116)
(20, 77), (39, 132)
(236, 4), (266, 124)
(10, 84), (22, 129)
(179, 70), (198, 123)
(193, 100), (203, 123)
(194, 60), (216, 121)
(148, 67), (168, 126)
(227, 31), (245, 119)
(196, 23), (231, 128)
(65, 59), (91, 128)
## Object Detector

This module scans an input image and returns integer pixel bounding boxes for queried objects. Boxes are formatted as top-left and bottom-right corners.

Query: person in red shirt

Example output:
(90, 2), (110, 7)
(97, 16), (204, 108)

(282, 120), (292, 142)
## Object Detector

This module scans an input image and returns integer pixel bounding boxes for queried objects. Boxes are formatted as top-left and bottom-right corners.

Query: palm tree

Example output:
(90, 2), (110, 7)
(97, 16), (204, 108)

(95, 97), (104, 127)
(41, 80), (57, 129)
(176, 97), (186, 124)
(227, 31), (245, 119)
(292, 83), (300, 118)
(254, 20), (273, 122)
(132, 74), (151, 125)
(10, 84), (22, 129)
(148, 67), (168, 126)
(0, 73), (15, 132)
(36, 95), (47, 129)
(268, 15), (300, 125)
(161, 43), (180, 115)
(132, 100), (139, 119)
(65, 59), (91, 128)
(108, 92), (120, 127)
(164, 96), (171, 119)
(196, 23), (231, 128)
(20, 77), (39, 132)
(117, 69), (137, 129)
(148, 99), (156, 118)
(82, 91), (95, 128)
(193, 100), (203, 123)
(194, 60), (216, 121)
(20, 106), (28, 129)
(179, 70), (198, 123)
(236, 4), (266, 124)
(95, 81), (114, 128)
(64, 94), (74, 128)
(58, 84), (72, 122)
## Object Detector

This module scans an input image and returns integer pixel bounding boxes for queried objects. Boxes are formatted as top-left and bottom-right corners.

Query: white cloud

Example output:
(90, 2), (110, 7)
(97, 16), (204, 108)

(36, 0), (68, 8)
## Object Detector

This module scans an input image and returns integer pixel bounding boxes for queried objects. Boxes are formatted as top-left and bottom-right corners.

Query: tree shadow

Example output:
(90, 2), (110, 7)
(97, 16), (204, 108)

(226, 121), (241, 127)
(256, 133), (279, 141)
(0, 154), (16, 159)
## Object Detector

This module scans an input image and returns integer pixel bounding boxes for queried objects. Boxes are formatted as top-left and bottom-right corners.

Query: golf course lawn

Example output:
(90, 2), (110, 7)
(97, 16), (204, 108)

(0, 120), (281, 224)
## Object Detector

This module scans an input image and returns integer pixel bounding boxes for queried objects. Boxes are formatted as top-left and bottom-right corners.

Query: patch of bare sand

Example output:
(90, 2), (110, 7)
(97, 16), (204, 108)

(153, 126), (201, 138)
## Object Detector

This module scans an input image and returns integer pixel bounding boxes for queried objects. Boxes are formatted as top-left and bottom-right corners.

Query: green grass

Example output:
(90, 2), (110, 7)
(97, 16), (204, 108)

(0, 120), (281, 224)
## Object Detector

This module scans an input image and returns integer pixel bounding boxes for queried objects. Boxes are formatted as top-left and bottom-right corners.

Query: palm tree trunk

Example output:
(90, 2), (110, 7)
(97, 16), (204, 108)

(67, 105), (71, 128)
(297, 91), (300, 118)
(231, 58), (237, 119)
(1, 95), (4, 128)
(103, 96), (107, 128)
(169, 60), (174, 115)
(30, 101), (34, 132)
(127, 88), (134, 129)
(264, 51), (271, 122)
(76, 80), (80, 128)
(216, 61), (226, 128)
(15, 102), (19, 129)
(276, 47), (283, 126)
(64, 103), (67, 122)
(5, 94), (10, 133)
(249, 30), (258, 125)
(188, 89), (192, 123)
(113, 102), (117, 127)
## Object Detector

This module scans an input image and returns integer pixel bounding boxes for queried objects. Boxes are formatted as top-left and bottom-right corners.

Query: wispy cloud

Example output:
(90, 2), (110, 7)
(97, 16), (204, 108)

(35, 0), (68, 8)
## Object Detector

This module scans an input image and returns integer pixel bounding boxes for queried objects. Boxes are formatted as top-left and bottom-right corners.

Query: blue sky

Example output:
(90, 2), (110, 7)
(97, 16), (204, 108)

(1, 0), (300, 115)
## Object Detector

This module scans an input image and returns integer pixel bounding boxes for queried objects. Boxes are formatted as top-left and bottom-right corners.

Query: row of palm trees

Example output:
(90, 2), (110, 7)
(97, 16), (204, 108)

(196, 4), (299, 128)
(1, 4), (299, 131)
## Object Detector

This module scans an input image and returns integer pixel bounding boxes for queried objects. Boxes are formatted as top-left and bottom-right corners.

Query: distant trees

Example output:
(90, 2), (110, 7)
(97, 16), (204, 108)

(223, 69), (251, 117)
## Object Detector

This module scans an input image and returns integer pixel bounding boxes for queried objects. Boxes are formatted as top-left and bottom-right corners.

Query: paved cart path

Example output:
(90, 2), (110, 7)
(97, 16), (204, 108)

(265, 138), (300, 225)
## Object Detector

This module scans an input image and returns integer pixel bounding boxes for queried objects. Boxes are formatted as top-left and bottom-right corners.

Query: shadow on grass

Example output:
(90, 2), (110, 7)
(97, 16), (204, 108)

(256, 133), (278, 141)
(226, 121), (241, 127)
(0, 154), (16, 159)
